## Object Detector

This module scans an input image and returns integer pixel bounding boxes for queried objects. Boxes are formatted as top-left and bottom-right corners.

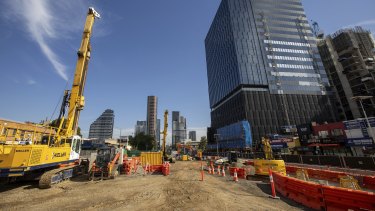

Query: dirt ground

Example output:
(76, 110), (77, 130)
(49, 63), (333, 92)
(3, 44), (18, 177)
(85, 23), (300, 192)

(0, 161), (308, 211)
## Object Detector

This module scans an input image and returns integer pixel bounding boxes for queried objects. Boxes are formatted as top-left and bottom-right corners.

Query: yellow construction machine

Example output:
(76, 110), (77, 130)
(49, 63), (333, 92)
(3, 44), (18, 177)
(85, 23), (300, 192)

(253, 137), (286, 176)
(0, 8), (100, 188)
(161, 110), (175, 163)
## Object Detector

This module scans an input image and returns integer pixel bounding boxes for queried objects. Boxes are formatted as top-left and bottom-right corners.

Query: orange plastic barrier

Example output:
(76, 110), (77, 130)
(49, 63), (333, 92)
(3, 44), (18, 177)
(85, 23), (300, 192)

(363, 176), (375, 190)
(229, 167), (246, 179)
(162, 162), (170, 176)
(273, 172), (375, 210)
(322, 186), (375, 211)
(273, 172), (325, 210)
(287, 165), (375, 191)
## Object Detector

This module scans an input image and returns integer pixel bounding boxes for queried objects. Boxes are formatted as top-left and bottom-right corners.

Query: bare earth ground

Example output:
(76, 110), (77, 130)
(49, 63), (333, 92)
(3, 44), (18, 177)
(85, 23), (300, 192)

(0, 161), (309, 211)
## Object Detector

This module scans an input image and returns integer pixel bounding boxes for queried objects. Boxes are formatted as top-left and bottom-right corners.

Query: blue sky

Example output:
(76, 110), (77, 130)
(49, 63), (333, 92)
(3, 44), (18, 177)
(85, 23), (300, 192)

(0, 0), (375, 143)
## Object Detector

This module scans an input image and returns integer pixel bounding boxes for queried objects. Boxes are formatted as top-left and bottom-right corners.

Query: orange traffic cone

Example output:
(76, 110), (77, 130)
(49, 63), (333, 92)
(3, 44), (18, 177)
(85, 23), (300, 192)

(222, 166), (225, 177)
(233, 168), (238, 182)
(212, 165), (215, 174)
(217, 165), (221, 175)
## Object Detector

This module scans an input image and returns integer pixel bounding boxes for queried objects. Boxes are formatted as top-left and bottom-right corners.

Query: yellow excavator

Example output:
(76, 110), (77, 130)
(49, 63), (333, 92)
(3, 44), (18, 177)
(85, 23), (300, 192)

(0, 8), (100, 188)
(253, 137), (286, 176)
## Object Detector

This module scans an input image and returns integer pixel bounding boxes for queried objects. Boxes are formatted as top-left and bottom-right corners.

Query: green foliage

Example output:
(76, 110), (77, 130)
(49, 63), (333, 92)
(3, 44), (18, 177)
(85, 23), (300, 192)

(129, 133), (156, 151)
(198, 136), (207, 151)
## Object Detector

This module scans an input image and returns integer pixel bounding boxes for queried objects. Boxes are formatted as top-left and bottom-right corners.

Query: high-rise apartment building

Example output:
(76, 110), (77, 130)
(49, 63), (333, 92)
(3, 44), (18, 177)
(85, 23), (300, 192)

(172, 111), (187, 148)
(205, 0), (336, 143)
(146, 96), (158, 140)
(88, 109), (114, 140)
(189, 131), (197, 141)
(135, 120), (147, 135)
(318, 27), (375, 120)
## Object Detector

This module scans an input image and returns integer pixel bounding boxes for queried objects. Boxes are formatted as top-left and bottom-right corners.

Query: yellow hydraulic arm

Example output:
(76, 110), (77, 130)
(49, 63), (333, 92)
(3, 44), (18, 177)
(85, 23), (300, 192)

(57, 8), (100, 139)
(161, 110), (168, 158)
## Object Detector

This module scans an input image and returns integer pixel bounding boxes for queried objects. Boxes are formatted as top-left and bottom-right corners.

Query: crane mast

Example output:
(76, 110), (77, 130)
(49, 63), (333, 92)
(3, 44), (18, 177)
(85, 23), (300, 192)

(161, 110), (168, 158)
(58, 8), (100, 138)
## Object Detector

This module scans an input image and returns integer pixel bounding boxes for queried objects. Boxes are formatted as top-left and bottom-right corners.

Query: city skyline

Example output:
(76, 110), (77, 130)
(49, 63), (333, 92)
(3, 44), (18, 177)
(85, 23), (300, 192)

(0, 1), (374, 144)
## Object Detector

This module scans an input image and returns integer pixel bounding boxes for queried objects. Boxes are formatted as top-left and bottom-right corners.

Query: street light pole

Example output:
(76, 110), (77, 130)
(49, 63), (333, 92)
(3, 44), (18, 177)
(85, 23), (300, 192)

(214, 134), (220, 157)
(352, 96), (375, 144)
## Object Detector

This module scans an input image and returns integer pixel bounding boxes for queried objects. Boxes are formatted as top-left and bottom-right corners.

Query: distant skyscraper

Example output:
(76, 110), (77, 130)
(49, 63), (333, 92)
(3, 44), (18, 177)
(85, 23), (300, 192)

(135, 120), (147, 135)
(205, 0), (336, 143)
(189, 131), (197, 141)
(172, 111), (187, 149)
(89, 109), (114, 140)
(318, 27), (375, 120)
(146, 96), (158, 141)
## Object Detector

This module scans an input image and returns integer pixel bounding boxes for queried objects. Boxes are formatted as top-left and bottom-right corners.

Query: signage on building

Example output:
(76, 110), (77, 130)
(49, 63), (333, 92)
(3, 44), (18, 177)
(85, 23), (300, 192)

(271, 142), (287, 149)
(345, 138), (374, 147)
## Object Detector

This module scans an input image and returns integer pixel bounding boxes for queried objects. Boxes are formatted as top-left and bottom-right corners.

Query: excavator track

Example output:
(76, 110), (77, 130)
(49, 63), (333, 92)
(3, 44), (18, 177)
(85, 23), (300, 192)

(39, 166), (75, 189)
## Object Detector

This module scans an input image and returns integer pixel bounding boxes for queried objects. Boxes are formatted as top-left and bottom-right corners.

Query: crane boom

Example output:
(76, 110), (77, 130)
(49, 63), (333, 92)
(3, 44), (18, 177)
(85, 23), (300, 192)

(162, 110), (168, 158)
(63, 8), (100, 137)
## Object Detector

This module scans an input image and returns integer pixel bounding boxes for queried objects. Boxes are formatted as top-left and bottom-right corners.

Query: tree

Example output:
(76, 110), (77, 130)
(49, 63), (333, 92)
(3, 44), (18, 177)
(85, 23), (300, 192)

(198, 136), (207, 151)
(129, 133), (156, 151)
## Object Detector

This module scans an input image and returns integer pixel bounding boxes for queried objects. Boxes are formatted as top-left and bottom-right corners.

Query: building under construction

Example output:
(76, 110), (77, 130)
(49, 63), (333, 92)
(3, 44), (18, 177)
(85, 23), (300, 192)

(317, 27), (375, 120)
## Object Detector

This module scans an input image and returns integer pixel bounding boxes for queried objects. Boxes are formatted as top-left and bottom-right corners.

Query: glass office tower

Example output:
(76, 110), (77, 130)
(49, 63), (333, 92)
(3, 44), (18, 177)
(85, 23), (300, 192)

(205, 0), (337, 144)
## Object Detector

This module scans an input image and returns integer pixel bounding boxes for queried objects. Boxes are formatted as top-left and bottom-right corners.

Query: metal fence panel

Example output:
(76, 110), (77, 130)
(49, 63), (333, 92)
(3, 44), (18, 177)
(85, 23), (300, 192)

(301, 155), (320, 165)
(343, 157), (375, 170)
(318, 155), (343, 167)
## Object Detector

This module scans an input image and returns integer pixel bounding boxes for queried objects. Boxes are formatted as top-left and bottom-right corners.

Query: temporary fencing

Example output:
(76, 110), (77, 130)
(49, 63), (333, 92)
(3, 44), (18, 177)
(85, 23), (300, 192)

(286, 165), (375, 191)
(229, 167), (246, 179)
(272, 172), (375, 210)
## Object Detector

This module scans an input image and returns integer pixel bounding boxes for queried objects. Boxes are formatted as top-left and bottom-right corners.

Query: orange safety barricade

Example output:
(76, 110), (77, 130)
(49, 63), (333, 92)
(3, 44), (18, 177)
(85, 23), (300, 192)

(363, 176), (375, 190)
(322, 186), (375, 211)
(273, 172), (325, 210)
(229, 167), (246, 179)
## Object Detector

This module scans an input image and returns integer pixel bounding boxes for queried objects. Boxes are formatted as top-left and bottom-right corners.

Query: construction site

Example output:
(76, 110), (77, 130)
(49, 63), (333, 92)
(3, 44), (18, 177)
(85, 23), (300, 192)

(1, 1), (375, 210)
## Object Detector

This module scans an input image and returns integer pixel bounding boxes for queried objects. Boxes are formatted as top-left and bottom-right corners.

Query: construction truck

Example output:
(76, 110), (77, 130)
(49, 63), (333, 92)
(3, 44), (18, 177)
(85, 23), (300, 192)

(253, 137), (286, 176)
(89, 147), (121, 180)
(0, 8), (100, 188)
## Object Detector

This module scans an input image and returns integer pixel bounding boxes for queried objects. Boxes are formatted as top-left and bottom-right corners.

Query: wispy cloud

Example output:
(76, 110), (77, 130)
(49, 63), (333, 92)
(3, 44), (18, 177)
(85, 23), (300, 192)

(5, 0), (68, 80)
(27, 79), (37, 85)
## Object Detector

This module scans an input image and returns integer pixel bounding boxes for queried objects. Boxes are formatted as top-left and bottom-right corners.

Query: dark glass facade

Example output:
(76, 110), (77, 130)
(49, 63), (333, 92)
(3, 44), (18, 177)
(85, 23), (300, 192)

(205, 0), (337, 144)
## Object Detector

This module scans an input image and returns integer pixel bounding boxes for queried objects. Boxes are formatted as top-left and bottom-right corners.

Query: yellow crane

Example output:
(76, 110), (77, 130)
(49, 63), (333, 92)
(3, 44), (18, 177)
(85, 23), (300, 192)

(161, 110), (168, 160)
(0, 8), (100, 188)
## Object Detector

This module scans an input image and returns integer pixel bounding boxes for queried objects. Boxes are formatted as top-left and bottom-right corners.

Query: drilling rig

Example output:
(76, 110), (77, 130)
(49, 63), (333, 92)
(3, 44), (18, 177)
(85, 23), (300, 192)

(0, 7), (100, 188)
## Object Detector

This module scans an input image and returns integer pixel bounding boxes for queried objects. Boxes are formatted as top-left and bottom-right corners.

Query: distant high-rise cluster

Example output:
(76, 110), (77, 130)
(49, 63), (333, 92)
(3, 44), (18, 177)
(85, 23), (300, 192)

(172, 111), (187, 149)
(188, 131), (196, 141)
(317, 27), (375, 120)
(89, 109), (114, 140)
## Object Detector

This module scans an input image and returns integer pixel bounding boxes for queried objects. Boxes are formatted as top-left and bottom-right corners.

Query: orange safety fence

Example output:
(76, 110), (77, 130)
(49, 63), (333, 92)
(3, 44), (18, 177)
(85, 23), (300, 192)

(287, 165), (375, 191)
(229, 167), (246, 179)
(273, 172), (324, 210)
(162, 162), (170, 176)
(322, 185), (375, 211)
(272, 172), (375, 211)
